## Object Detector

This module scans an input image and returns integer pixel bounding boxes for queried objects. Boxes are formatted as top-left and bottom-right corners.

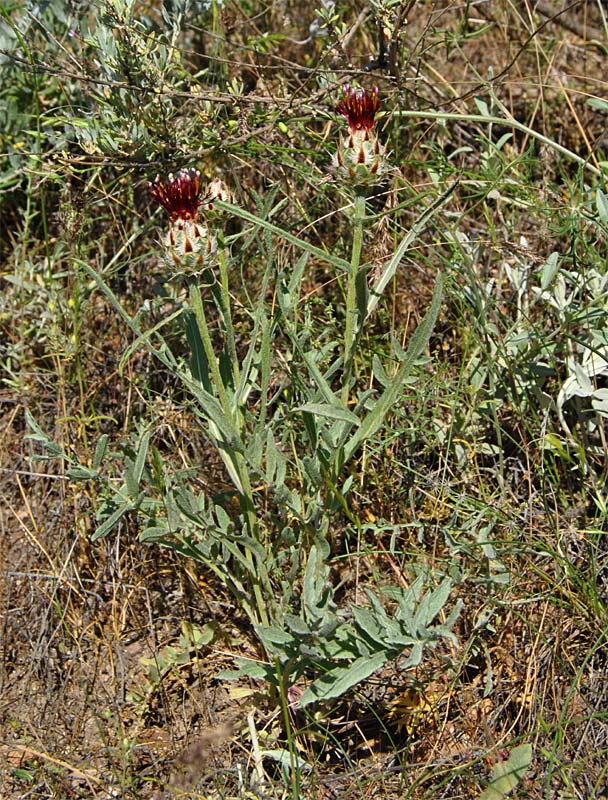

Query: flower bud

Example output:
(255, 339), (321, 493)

(149, 168), (217, 274)
(332, 85), (389, 184)
(163, 219), (217, 274)
(201, 178), (234, 217)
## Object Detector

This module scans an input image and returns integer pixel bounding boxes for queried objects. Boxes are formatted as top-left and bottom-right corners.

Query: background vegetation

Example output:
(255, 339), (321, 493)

(1, 0), (608, 798)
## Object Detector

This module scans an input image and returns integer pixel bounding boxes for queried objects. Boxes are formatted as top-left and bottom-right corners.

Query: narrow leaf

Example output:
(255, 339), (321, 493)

(260, 749), (312, 772)
(596, 187), (608, 225)
(299, 652), (387, 706)
(366, 185), (455, 319)
(413, 577), (453, 629)
(216, 200), (350, 273)
(474, 97), (491, 116)
(92, 434), (109, 471)
(186, 312), (211, 392)
(289, 252), (309, 295)
(133, 429), (151, 485)
(298, 403), (361, 426)
(350, 605), (389, 647)
(540, 252), (560, 290)
(372, 354), (390, 387)
(218, 658), (277, 683)
(67, 465), (98, 481)
(284, 614), (312, 636)
(119, 307), (184, 376)
(344, 274), (442, 464)
(256, 625), (297, 648)
(92, 503), (132, 541)
(303, 350), (342, 406)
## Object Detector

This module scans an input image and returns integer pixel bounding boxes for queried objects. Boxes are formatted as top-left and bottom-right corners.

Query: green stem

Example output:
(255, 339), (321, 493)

(341, 195), (366, 407)
(82, 262), (272, 625)
(190, 282), (273, 628)
(217, 247), (240, 388)
(190, 283), (232, 416)
(278, 656), (301, 799)
(234, 469), (272, 628)
(393, 109), (602, 177)
(233, 453), (274, 627)
(216, 200), (351, 273)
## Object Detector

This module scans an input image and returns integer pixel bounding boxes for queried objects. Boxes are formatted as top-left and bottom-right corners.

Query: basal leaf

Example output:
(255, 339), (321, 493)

(299, 652), (387, 706)
(480, 744), (533, 800)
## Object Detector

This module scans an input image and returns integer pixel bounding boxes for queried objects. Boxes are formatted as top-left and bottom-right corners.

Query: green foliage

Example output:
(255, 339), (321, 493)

(8, 1), (608, 795)
(61, 193), (456, 701)
(253, 551), (461, 706)
(24, 155), (459, 709)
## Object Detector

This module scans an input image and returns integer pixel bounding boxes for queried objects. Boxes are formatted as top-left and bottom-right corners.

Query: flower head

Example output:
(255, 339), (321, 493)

(332, 85), (388, 185)
(149, 168), (203, 222)
(336, 85), (380, 133)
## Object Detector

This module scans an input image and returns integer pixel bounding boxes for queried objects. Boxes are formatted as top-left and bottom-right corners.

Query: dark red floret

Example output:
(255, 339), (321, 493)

(336, 85), (380, 132)
(149, 168), (202, 222)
